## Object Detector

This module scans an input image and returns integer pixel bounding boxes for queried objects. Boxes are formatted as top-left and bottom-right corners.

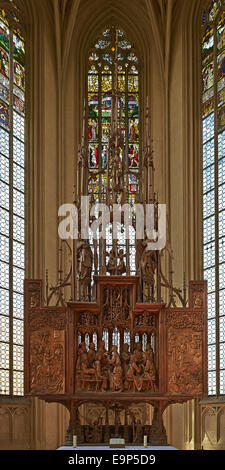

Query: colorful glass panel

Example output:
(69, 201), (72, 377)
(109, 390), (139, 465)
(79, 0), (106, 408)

(202, 97), (214, 117)
(0, 100), (9, 128)
(128, 75), (138, 92)
(218, 103), (225, 130)
(218, 87), (225, 105)
(128, 144), (139, 168)
(129, 118), (139, 141)
(88, 93), (99, 117)
(89, 144), (99, 168)
(87, 26), (139, 273)
(202, 26), (214, 67)
(0, 47), (9, 78)
(209, 1), (221, 22)
(203, 62), (214, 91)
(217, 11), (225, 51)
(0, 19), (9, 52)
(88, 74), (98, 92)
(0, 75), (9, 103)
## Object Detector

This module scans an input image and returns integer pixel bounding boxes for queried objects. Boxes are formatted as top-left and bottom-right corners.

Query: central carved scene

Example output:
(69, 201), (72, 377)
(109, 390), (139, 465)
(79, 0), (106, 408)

(74, 277), (158, 394)
(75, 333), (157, 393)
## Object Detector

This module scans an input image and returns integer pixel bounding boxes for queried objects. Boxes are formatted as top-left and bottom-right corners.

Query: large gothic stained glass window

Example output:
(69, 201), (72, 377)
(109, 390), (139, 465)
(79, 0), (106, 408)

(87, 27), (139, 274)
(0, 8), (25, 396)
(202, 1), (225, 395)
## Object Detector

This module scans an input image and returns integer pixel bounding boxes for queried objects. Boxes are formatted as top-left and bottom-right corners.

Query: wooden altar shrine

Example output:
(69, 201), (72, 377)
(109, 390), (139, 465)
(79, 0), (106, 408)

(24, 29), (208, 445)
(24, 276), (207, 445)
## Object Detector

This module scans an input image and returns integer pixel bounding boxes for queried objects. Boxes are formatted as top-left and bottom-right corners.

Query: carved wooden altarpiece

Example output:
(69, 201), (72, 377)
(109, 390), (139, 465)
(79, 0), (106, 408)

(24, 277), (207, 445)
(24, 29), (207, 445)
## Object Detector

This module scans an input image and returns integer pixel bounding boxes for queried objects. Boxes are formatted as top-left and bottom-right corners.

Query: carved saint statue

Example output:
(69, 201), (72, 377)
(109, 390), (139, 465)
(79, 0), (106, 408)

(77, 240), (93, 300)
(143, 343), (156, 391)
(107, 247), (126, 275)
(140, 247), (157, 282)
(121, 343), (130, 388)
(106, 248), (117, 275)
(87, 342), (96, 368)
(117, 249), (126, 275)
(95, 340), (109, 391)
(109, 345), (123, 392)
(134, 419), (143, 443)
(136, 237), (157, 281)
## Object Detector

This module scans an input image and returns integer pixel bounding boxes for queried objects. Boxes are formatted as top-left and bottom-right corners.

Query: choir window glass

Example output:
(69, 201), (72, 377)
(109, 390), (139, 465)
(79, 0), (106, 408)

(201, 0), (225, 395)
(87, 27), (140, 275)
(0, 8), (25, 396)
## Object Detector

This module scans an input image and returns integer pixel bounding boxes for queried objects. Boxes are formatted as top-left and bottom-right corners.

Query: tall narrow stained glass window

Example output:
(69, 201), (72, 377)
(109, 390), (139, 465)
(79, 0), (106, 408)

(87, 27), (140, 274)
(0, 8), (25, 396)
(202, 0), (225, 395)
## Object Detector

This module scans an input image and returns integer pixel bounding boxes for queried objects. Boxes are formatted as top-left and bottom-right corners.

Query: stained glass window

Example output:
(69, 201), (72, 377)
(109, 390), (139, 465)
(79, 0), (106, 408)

(87, 27), (140, 275)
(201, 1), (225, 395)
(0, 9), (25, 396)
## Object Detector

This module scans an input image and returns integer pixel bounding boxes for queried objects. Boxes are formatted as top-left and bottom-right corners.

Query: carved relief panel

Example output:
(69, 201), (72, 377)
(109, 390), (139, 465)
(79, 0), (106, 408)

(25, 308), (67, 395)
(166, 309), (207, 396)
(24, 279), (43, 310)
(102, 286), (131, 326)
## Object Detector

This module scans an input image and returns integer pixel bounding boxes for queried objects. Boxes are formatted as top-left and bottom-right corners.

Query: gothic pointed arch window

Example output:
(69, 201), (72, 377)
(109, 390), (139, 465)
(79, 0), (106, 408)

(0, 5), (25, 396)
(201, 0), (225, 395)
(87, 27), (140, 275)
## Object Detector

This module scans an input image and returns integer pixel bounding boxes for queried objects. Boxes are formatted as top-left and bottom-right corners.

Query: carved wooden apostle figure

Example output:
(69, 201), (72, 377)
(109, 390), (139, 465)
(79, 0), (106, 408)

(76, 341), (86, 372)
(121, 343), (130, 389)
(87, 342), (96, 368)
(79, 352), (96, 391)
(109, 345), (123, 392)
(95, 340), (109, 391)
(117, 249), (126, 275)
(77, 240), (93, 299)
(106, 248), (117, 275)
(141, 248), (157, 282)
(126, 350), (142, 391)
(134, 419), (143, 443)
(75, 341), (87, 390)
(143, 343), (156, 391)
